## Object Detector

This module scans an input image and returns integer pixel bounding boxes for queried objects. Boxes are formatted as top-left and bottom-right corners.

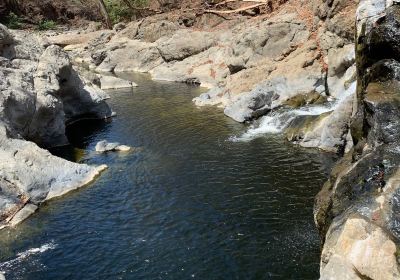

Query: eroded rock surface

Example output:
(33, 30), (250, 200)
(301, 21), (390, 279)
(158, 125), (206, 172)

(58, 1), (358, 153)
(316, 2), (400, 279)
(0, 24), (111, 229)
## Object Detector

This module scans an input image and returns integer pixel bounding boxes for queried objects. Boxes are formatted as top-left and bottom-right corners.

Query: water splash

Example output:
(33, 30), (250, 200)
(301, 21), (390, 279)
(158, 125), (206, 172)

(0, 242), (57, 274)
(230, 82), (357, 142)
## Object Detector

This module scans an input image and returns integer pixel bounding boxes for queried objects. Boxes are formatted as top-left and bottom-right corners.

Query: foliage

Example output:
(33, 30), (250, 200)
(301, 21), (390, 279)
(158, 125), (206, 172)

(36, 19), (57, 30)
(5, 12), (22, 29)
(104, 0), (148, 24)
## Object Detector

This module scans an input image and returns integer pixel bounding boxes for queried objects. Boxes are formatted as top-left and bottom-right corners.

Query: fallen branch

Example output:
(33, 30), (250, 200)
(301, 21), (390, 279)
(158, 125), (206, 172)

(205, 2), (267, 14)
(215, 0), (269, 7)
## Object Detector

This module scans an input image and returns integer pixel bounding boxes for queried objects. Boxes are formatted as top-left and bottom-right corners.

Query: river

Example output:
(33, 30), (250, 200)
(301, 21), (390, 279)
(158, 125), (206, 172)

(0, 74), (336, 279)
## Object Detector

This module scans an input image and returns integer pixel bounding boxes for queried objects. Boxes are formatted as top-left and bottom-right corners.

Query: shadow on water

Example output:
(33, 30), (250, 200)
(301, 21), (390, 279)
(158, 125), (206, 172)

(0, 73), (336, 280)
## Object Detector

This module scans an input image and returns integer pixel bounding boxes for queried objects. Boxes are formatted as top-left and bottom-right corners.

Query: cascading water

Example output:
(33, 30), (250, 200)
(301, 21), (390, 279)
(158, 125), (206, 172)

(230, 82), (357, 142)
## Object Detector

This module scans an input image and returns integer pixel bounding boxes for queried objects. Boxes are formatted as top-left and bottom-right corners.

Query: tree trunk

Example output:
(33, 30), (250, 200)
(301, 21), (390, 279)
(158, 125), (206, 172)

(97, 0), (112, 29)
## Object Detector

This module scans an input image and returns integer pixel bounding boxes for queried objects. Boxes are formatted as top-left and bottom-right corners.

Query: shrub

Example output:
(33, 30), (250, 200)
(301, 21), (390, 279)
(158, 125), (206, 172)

(37, 19), (57, 30)
(5, 12), (22, 29)
(104, 0), (148, 24)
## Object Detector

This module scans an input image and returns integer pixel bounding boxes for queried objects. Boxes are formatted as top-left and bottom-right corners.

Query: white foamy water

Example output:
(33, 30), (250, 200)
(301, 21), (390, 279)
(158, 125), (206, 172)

(231, 82), (357, 142)
(0, 242), (57, 274)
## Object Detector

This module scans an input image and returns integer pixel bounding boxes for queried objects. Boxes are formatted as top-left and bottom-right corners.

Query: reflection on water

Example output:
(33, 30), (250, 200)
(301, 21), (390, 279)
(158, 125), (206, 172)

(0, 74), (335, 279)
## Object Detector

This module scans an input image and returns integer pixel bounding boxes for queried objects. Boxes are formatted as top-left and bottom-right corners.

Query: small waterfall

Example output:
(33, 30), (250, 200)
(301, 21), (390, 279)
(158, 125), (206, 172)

(230, 82), (357, 142)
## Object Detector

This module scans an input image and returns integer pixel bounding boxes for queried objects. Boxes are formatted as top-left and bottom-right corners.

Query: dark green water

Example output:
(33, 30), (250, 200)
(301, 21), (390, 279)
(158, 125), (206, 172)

(0, 74), (335, 279)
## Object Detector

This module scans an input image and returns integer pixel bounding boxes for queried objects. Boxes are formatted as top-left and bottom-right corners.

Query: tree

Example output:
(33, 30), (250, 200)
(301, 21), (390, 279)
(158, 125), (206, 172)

(97, 0), (112, 28)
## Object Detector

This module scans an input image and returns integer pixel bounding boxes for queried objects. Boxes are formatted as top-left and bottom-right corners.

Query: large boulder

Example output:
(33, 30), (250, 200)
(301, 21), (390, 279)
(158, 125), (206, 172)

(157, 29), (216, 62)
(97, 39), (164, 73)
(0, 26), (111, 229)
(28, 45), (112, 147)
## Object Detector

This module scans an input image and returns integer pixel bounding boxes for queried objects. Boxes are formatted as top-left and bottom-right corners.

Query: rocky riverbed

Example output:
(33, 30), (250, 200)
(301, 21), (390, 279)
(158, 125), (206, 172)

(0, 0), (399, 278)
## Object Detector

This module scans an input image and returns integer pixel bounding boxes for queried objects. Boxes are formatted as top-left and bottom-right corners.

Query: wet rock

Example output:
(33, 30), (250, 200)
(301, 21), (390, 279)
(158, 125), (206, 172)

(95, 140), (131, 152)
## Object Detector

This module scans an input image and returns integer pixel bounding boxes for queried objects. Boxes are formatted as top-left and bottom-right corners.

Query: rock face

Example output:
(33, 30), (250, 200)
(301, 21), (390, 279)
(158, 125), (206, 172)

(57, 0), (359, 153)
(0, 24), (111, 230)
(316, 1), (400, 279)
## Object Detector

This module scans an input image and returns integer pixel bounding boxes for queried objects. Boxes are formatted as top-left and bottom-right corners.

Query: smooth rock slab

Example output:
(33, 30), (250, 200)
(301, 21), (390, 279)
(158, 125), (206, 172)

(95, 140), (131, 152)
(99, 75), (137, 90)
(9, 204), (38, 227)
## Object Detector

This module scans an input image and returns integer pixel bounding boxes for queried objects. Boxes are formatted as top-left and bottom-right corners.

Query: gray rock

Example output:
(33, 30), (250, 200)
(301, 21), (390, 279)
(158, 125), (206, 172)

(97, 40), (163, 73)
(99, 75), (137, 90)
(136, 19), (179, 42)
(28, 45), (112, 147)
(0, 25), (110, 229)
(95, 140), (131, 152)
(9, 204), (38, 227)
(318, 3), (400, 279)
(0, 23), (13, 46)
(157, 30), (215, 62)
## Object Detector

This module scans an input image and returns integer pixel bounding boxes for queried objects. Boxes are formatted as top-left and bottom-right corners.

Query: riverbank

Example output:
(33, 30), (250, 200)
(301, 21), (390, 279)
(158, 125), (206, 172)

(0, 24), (111, 230)
(0, 0), (399, 278)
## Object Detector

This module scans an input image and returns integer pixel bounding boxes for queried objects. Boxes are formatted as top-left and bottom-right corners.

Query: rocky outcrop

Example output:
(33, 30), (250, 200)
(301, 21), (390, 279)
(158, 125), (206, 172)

(45, 0), (358, 154)
(0, 24), (111, 230)
(316, 1), (400, 278)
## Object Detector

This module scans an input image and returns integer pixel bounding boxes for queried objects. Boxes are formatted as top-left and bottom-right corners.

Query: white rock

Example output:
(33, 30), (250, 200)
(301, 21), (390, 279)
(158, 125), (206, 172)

(99, 75), (137, 90)
(9, 204), (38, 227)
(95, 140), (132, 152)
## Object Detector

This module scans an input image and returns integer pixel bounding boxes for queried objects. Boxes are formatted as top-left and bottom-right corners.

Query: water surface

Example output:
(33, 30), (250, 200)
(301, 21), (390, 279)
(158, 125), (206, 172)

(0, 74), (335, 279)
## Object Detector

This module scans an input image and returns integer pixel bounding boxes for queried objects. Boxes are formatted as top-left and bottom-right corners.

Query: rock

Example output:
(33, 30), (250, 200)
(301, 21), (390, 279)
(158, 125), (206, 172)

(99, 75), (137, 90)
(112, 21), (140, 41)
(0, 131), (108, 226)
(150, 45), (230, 88)
(136, 18), (180, 42)
(321, 217), (400, 280)
(0, 23), (13, 46)
(0, 25), (111, 229)
(317, 3), (400, 279)
(95, 140), (132, 152)
(48, 30), (114, 47)
(113, 22), (126, 32)
(157, 29), (216, 62)
(28, 45), (112, 147)
(97, 40), (163, 73)
(9, 204), (38, 227)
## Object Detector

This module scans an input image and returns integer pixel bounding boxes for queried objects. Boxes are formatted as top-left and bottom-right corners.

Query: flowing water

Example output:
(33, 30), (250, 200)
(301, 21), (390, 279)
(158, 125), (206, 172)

(0, 74), (336, 279)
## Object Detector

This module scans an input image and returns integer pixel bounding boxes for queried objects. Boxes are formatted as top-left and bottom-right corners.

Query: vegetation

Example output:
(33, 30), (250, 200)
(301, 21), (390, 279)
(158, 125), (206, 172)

(5, 12), (22, 29)
(36, 19), (57, 30)
(103, 0), (148, 25)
